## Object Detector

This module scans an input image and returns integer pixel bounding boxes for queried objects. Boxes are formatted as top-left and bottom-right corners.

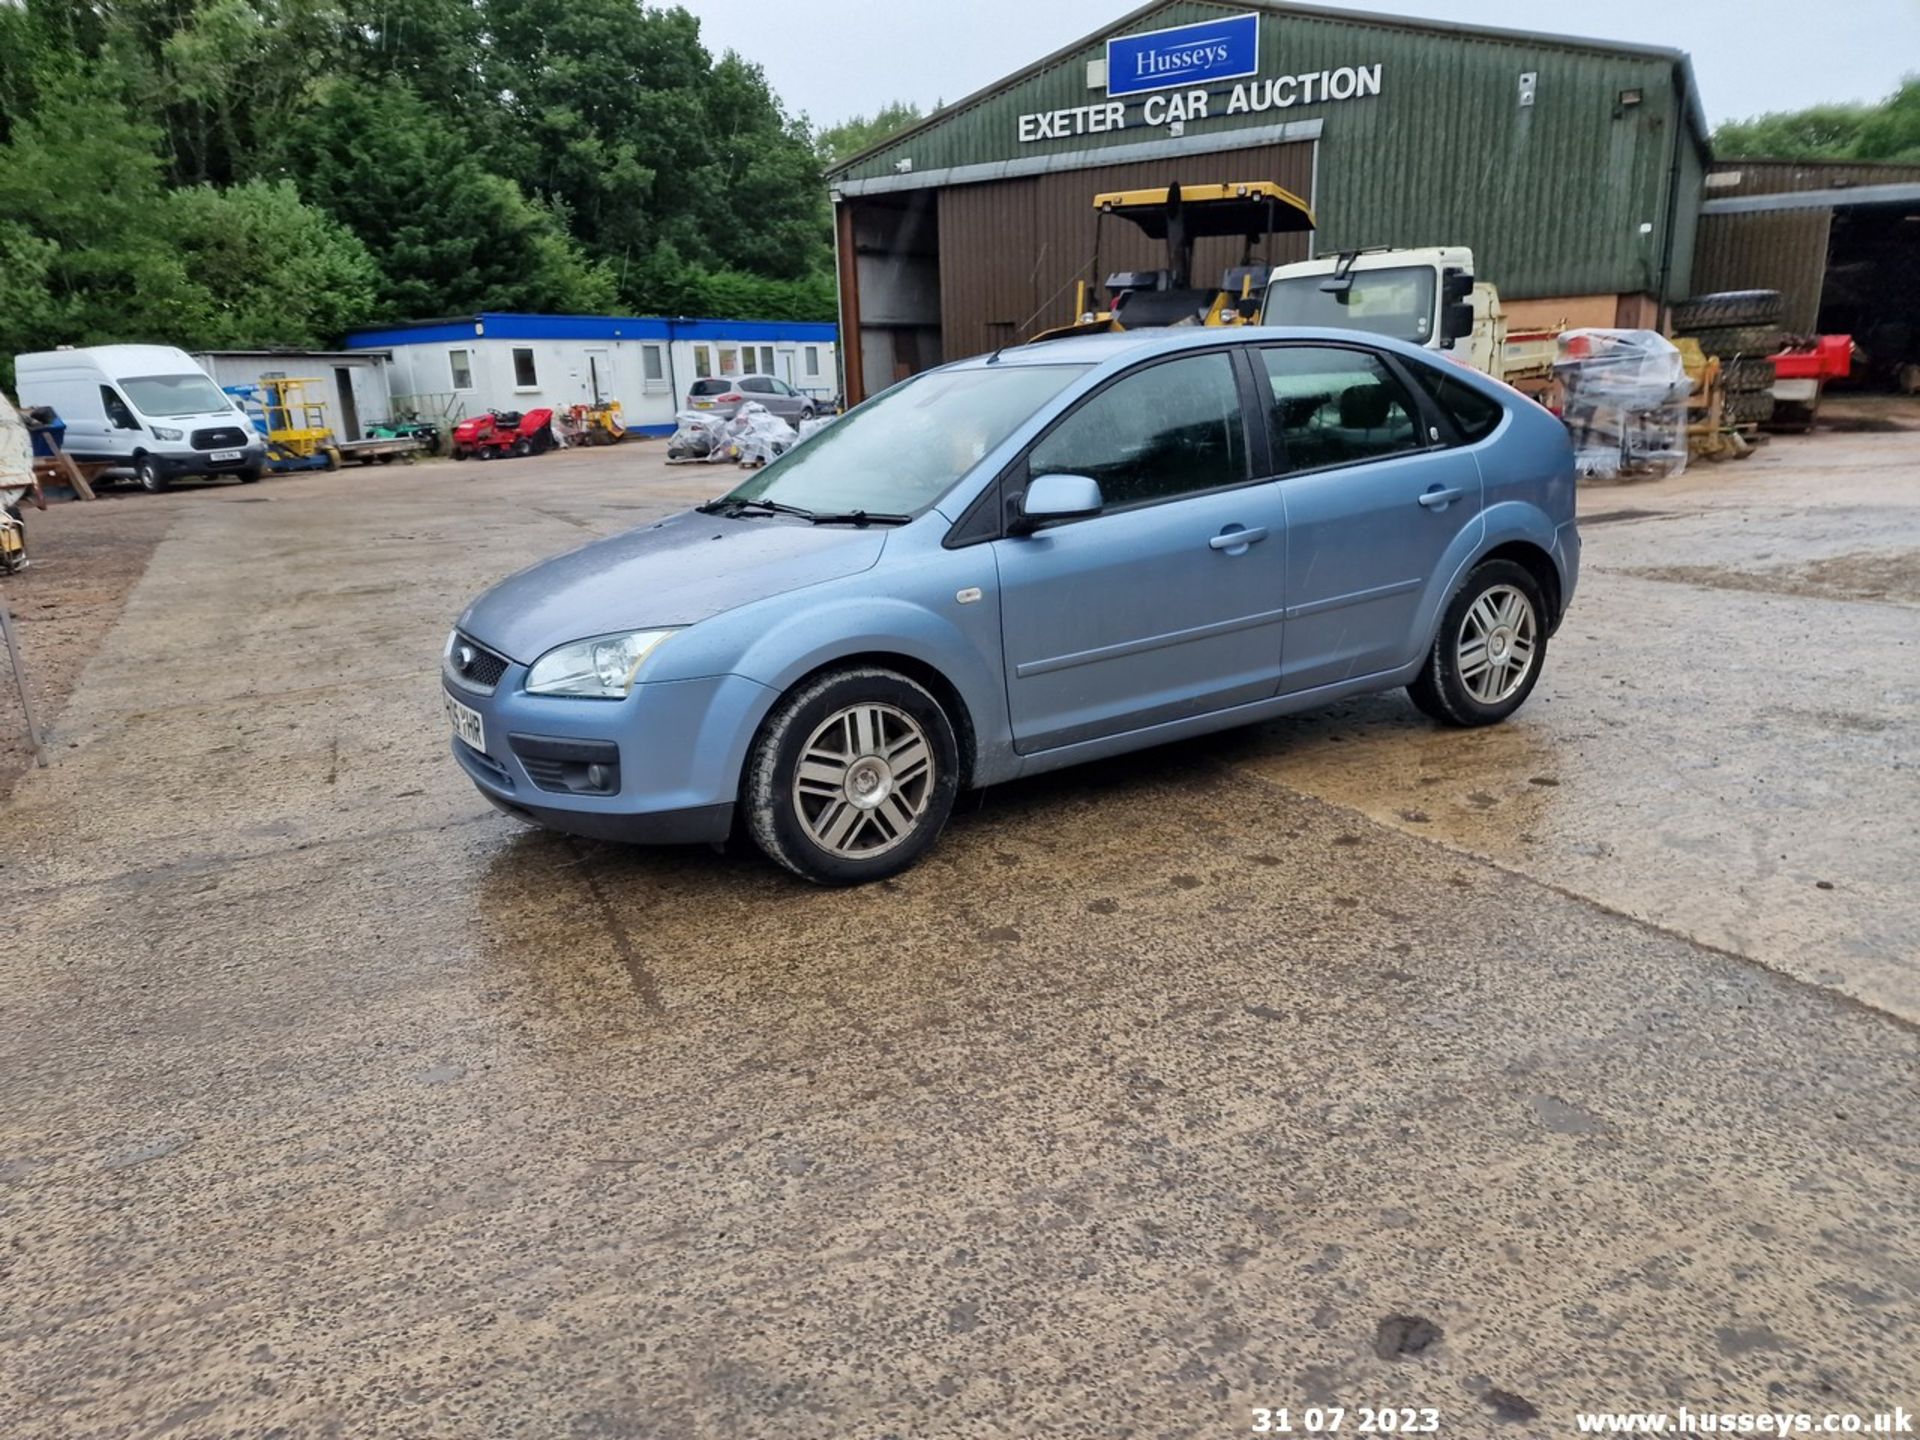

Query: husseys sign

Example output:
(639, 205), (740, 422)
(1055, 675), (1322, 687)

(1016, 12), (1382, 144)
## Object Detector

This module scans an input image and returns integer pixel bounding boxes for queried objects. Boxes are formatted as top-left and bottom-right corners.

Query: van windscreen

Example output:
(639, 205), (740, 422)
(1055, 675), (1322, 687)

(121, 373), (233, 417)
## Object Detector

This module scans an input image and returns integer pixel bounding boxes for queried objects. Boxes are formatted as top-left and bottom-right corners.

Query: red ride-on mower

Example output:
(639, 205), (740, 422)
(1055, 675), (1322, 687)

(450, 408), (557, 461)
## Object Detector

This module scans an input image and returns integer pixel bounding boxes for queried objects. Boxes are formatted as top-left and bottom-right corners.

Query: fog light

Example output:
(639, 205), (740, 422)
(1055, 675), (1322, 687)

(586, 763), (610, 791)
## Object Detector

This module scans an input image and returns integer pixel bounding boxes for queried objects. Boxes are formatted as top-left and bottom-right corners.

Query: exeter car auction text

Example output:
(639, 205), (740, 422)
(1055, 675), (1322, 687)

(1018, 65), (1383, 142)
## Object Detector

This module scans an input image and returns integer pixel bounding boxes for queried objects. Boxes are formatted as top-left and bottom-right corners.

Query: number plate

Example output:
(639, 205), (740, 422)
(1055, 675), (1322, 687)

(444, 692), (485, 752)
(693, 401), (712, 408)
(210, 449), (242, 462)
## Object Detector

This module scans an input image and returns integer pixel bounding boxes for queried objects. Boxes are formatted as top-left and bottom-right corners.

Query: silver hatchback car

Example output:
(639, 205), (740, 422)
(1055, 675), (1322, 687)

(684, 374), (822, 423)
(447, 328), (1579, 884)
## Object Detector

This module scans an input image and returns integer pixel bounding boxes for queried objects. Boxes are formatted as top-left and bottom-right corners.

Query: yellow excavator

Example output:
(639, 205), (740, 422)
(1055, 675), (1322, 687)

(1031, 180), (1317, 342)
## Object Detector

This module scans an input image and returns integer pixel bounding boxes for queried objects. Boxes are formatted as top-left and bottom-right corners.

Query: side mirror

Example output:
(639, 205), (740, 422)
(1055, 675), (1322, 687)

(1441, 301), (1475, 344)
(1012, 473), (1103, 534)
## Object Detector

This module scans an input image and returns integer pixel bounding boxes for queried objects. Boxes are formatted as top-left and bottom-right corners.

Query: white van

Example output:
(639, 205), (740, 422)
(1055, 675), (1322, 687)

(13, 344), (268, 492)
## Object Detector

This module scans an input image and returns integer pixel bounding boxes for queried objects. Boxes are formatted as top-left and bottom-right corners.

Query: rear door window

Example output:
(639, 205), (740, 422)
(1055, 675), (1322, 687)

(741, 377), (774, 394)
(1404, 360), (1506, 443)
(1258, 347), (1425, 473)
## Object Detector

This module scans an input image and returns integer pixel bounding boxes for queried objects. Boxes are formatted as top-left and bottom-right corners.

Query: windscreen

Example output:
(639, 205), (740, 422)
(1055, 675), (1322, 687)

(723, 364), (1090, 516)
(121, 373), (234, 417)
(1263, 266), (1438, 345)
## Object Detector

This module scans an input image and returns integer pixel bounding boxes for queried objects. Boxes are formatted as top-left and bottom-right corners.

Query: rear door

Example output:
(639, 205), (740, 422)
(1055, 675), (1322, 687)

(992, 348), (1287, 753)
(1254, 344), (1485, 694)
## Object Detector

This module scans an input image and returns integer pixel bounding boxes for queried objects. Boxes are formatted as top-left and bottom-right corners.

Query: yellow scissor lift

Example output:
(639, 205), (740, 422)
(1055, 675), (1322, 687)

(257, 377), (341, 472)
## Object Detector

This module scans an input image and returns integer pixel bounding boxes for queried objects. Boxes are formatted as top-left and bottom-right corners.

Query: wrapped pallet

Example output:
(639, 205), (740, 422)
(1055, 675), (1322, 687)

(1553, 329), (1692, 480)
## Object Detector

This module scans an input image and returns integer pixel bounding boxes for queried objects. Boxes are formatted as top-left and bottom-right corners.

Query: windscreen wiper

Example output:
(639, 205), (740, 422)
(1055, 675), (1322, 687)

(802, 510), (911, 527)
(695, 497), (814, 519)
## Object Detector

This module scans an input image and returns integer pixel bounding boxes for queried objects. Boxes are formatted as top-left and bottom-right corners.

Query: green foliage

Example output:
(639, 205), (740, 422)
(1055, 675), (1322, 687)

(272, 78), (619, 317)
(0, 0), (839, 368)
(816, 101), (927, 170)
(1715, 79), (1920, 165)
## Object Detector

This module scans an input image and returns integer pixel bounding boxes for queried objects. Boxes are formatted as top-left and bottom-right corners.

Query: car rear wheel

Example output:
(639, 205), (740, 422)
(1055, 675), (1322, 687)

(744, 666), (960, 885)
(1407, 560), (1548, 727)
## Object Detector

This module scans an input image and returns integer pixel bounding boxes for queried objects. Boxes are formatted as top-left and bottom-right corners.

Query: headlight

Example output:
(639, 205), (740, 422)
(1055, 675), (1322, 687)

(152, 426), (183, 441)
(525, 630), (676, 698)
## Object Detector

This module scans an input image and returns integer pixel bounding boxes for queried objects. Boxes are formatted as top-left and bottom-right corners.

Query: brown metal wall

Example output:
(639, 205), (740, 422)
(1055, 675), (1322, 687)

(1707, 159), (1920, 198)
(1692, 210), (1834, 334)
(935, 140), (1316, 362)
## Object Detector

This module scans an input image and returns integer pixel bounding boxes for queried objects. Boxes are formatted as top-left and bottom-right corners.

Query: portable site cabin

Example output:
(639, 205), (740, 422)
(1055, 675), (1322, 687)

(342, 314), (841, 435)
(190, 350), (396, 441)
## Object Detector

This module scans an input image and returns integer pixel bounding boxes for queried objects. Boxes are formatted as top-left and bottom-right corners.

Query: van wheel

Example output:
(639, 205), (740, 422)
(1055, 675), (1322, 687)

(135, 455), (170, 493)
(1408, 560), (1548, 727)
(744, 666), (960, 885)
(238, 466), (262, 484)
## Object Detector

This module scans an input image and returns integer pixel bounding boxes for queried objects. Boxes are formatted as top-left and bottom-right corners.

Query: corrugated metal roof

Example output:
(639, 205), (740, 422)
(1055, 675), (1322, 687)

(824, 0), (1708, 180)
(1703, 183), (1920, 215)
(344, 314), (838, 349)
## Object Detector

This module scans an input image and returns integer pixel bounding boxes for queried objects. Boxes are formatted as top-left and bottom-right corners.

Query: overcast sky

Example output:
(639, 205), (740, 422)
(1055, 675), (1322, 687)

(674, 0), (1919, 132)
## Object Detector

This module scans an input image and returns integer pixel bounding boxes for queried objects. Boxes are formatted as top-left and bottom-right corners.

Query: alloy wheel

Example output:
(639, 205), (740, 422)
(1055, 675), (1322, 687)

(791, 702), (935, 859)
(1457, 583), (1538, 705)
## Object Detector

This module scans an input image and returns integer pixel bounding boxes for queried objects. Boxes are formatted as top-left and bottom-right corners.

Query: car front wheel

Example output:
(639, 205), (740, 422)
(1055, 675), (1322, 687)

(744, 666), (960, 884)
(1408, 559), (1548, 727)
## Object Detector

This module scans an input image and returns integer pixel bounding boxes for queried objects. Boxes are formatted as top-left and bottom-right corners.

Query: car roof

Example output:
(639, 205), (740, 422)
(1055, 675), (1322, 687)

(946, 325), (1452, 372)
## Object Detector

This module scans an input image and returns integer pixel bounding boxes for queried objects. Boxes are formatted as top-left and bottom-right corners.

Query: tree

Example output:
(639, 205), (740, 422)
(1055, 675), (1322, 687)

(165, 180), (381, 346)
(1715, 78), (1920, 164)
(815, 101), (926, 170)
(272, 78), (619, 318)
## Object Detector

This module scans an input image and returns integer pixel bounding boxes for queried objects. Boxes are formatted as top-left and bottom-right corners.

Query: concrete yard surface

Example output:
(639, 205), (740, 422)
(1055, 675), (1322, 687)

(3, 415), (1918, 1438)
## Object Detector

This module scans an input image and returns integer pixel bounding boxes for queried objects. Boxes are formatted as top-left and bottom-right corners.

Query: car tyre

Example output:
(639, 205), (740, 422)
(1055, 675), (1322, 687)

(744, 666), (960, 885)
(1407, 559), (1548, 728)
(798, 405), (815, 421)
(135, 454), (170, 493)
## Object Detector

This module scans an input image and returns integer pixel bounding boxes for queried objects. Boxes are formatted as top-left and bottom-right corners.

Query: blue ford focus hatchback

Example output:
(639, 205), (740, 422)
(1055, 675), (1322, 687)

(444, 328), (1578, 884)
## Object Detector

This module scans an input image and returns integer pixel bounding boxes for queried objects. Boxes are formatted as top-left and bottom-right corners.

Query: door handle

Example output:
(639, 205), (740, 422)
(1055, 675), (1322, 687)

(1209, 525), (1269, 552)
(1417, 486), (1465, 509)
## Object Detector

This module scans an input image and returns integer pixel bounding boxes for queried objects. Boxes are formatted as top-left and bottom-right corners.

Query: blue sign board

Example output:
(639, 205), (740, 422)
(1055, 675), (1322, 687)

(1106, 13), (1260, 98)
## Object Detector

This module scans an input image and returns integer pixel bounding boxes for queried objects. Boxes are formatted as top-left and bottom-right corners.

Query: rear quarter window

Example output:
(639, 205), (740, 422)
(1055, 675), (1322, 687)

(1407, 361), (1506, 443)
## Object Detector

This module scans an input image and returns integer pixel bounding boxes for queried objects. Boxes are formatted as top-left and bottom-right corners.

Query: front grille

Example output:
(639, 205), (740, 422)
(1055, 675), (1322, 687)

(446, 634), (510, 693)
(192, 426), (249, 450)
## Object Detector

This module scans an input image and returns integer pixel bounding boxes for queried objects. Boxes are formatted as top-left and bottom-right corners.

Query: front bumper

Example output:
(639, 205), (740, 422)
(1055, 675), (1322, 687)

(442, 653), (776, 847)
(155, 443), (266, 478)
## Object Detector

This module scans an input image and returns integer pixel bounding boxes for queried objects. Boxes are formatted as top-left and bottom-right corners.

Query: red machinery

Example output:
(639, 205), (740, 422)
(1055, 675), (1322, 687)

(451, 408), (557, 461)
(1768, 336), (1853, 432)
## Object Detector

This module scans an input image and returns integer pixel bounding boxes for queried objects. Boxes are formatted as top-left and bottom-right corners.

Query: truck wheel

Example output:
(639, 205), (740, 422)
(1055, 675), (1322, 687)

(1723, 356), (1777, 392)
(1727, 390), (1777, 426)
(744, 666), (960, 885)
(1687, 323), (1783, 360)
(135, 455), (170, 493)
(1671, 290), (1783, 331)
(1407, 560), (1548, 728)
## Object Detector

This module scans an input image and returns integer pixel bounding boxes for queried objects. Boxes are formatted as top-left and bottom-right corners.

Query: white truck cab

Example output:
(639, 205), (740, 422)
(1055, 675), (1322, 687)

(13, 344), (267, 492)
(1261, 246), (1478, 351)
(1261, 248), (1558, 394)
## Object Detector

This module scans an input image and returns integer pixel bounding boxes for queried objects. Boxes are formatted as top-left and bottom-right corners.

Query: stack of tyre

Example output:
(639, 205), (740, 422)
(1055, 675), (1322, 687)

(1670, 290), (1783, 427)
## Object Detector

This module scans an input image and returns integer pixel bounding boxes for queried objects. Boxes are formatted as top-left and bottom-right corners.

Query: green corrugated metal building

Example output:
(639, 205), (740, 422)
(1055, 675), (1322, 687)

(825, 0), (1709, 401)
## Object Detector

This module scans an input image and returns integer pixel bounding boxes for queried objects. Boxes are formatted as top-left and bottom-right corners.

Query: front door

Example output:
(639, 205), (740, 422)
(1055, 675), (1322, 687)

(584, 348), (610, 403)
(1253, 344), (1485, 693)
(993, 349), (1286, 753)
(333, 368), (361, 441)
